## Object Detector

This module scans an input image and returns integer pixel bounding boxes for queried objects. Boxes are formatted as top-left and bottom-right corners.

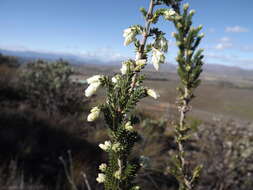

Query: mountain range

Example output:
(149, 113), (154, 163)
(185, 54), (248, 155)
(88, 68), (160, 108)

(1, 48), (253, 80)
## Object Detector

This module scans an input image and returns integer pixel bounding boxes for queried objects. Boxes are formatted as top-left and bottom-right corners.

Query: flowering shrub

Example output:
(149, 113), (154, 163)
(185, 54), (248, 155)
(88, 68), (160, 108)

(85, 0), (204, 189)
(84, 0), (172, 189)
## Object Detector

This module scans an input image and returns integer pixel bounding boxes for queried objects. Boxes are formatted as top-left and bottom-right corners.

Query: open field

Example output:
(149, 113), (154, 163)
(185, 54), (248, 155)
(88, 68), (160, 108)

(75, 64), (253, 123)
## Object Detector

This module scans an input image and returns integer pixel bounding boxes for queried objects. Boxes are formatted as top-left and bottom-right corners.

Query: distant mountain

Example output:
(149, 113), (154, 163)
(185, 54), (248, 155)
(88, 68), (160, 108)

(1, 48), (253, 79)
(0, 48), (117, 65)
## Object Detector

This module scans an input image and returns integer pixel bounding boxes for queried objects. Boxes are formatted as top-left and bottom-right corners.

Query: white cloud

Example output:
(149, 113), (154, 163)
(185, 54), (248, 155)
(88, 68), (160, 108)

(205, 52), (253, 69)
(225, 26), (249, 33)
(215, 37), (233, 50)
(0, 44), (127, 62)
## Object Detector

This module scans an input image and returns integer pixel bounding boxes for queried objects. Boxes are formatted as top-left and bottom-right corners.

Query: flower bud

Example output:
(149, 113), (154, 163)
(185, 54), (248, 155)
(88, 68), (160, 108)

(177, 23), (183, 28)
(186, 64), (191, 71)
(114, 170), (121, 180)
(186, 50), (193, 56)
(87, 106), (101, 122)
(135, 59), (147, 71)
(125, 121), (134, 132)
(164, 9), (176, 20)
(183, 3), (190, 10)
(199, 33), (205, 38)
(112, 142), (122, 152)
(147, 89), (160, 99)
(189, 9), (196, 16)
(198, 25), (203, 30)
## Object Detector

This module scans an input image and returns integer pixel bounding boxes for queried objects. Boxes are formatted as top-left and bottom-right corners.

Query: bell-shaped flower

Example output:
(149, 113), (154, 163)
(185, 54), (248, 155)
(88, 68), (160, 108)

(123, 27), (137, 46)
(112, 75), (120, 84)
(120, 61), (134, 75)
(99, 140), (112, 151)
(120, 63), (128, 75)
(96, 173), (106, 183)
(85, 75), (103, 97)
(86, 75), (103, 84)
(99, 163), (107, 172)
(155, 36), (168, 52)
(85, 82), (101, 97)
(147, 89), (160, 99)
(152, 48), (165, 71)
(87, 106), (101, 122)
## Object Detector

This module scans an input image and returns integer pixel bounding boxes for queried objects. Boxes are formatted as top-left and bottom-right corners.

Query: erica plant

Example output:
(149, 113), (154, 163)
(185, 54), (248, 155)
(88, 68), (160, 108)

(84, 0), (173, 189)
(165, 1), (205, 190)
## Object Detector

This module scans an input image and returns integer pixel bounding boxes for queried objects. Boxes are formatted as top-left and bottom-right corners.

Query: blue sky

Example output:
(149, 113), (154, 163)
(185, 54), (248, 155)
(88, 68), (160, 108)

(0, 0), (253, 69)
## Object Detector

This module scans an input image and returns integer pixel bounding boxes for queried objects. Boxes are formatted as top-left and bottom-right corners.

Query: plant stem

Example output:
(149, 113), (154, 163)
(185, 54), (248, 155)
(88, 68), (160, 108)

(178, 87), (192, 190)
(130, 0), (155, 91)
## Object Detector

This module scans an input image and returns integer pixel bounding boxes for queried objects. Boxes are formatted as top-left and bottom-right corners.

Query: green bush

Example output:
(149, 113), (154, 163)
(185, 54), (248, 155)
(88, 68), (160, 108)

(21, 59), (86, 115)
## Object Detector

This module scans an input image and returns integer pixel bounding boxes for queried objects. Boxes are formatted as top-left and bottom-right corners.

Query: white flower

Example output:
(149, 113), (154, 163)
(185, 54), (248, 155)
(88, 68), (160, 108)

(186, 50), (193, 56)
(85, 82), (101, 97)
(85, 75), (103, 97)
(199, 33), (205, 38)
(189, 9), (196, 16)
(135, 59), (147, 71)
(87, 106), (101, 122)
(152, 48), (165, 71)
(156, 37), (168, 52)
(114, 170), (121, 179)
(147, 89), (160, 99)
(96, 173), (106, 183)
(112, 77), (118, 83)
(164, 9), (176, 20)
(86, 75), (103, 84)
(112, 142), (122, 152)
(135, 52), (142, 60)
(120, 63), (128, 75)
(132, 186), (140, 190)
(123, 27), (137, 46)
(183, 3), (190, 10)
(120, 61), (134, 75)
(177, 23), (183, 28)
(125, 121), (134, 132)
(99, 163), (107, 172)
(136, 59), (146, 66)
(99, 141), (112, 151)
